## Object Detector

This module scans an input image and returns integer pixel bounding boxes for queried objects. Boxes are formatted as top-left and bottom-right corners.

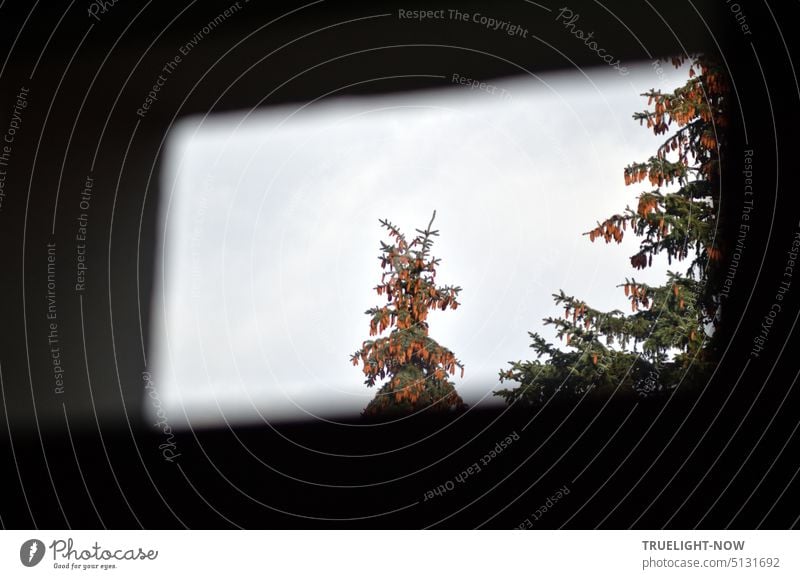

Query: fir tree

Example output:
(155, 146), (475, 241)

(352, 211), (466, 417)
(496, 55), (728, 404)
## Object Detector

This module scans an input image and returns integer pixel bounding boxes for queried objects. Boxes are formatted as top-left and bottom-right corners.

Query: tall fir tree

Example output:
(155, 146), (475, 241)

(496, 55), (729, 404)
(352, 211), (466, 417)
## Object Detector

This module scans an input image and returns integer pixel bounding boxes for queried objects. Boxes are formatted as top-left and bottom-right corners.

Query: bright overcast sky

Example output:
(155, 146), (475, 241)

(151, 61), (689, 427)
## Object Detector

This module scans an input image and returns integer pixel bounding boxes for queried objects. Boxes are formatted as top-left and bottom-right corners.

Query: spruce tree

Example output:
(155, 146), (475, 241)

(352, 211), (466, 417)
(496, 55), (728, 403)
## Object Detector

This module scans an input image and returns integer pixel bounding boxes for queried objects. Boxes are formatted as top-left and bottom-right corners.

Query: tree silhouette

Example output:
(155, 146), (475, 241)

(351, 211), (466, 417)
(496, 55), (728, 404)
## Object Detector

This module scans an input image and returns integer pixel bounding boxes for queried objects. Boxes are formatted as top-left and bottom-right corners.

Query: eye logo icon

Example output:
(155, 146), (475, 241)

(20, 539), (45, 567)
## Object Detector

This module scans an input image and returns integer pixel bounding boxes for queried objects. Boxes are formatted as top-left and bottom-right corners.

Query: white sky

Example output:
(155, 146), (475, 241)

(151, 62), (688, 427)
